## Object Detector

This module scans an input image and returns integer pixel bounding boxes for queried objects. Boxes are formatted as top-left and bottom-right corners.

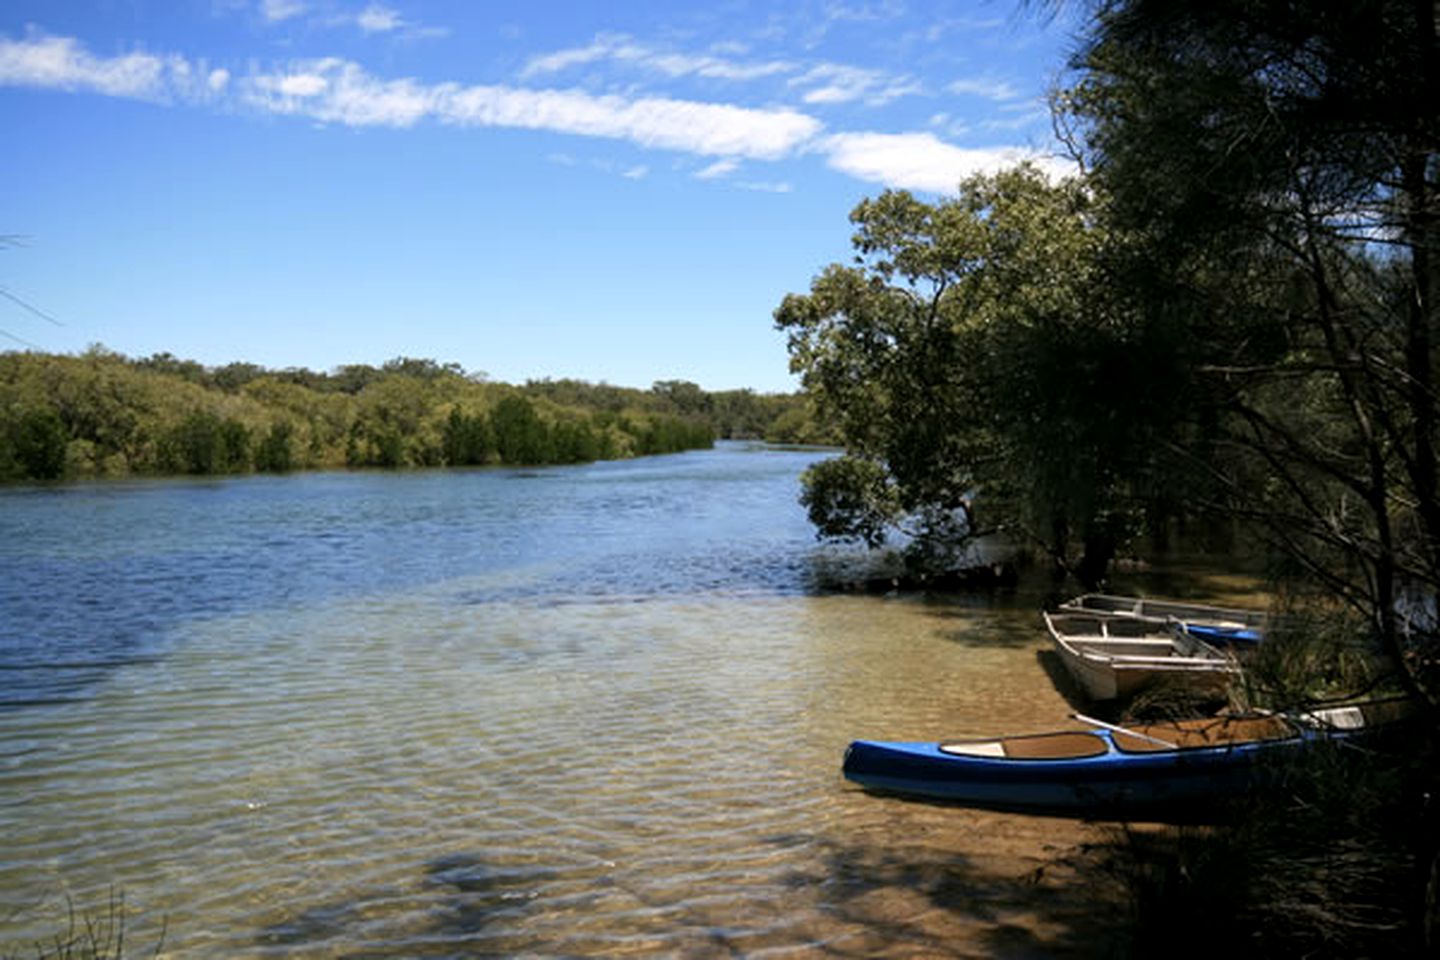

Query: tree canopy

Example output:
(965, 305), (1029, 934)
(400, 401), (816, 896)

(776, 164), (1185, 581)
(778, 0), (1439, 706)
(0, 351), (826, 481)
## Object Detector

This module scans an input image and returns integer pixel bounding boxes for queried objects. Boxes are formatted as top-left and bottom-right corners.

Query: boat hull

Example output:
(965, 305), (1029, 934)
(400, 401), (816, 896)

(1045, 612), (1240, 702)
(842, 735), (1289, 818)
(1058, 593), (1266, 645)
(841, 700), (1411, 819)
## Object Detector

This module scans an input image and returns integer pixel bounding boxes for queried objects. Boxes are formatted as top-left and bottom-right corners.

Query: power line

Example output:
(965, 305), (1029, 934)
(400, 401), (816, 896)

(0, 326), (44, 350)
(0, 286), (65, 327)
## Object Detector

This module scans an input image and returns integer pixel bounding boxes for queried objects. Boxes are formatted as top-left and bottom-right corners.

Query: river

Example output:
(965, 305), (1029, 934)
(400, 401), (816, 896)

(0, 442), (1124, 957)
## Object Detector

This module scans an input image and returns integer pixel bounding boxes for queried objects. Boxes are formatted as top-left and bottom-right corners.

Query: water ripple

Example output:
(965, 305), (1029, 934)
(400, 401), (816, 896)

(0, 447), (1119, 956)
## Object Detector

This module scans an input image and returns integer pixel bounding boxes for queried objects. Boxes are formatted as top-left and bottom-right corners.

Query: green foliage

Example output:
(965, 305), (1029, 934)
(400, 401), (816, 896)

(8, 407), (68, 480)
(441, 406), (493, 466)
(776, 164), (1180, 579)
(1064, 0), (1440, 703)
(0, 350), (787, 482)
(163, 411), (250, 475)
(253, 420), (295, 473)
(799, 455), (900, 548)
(490, 395), (553, 465)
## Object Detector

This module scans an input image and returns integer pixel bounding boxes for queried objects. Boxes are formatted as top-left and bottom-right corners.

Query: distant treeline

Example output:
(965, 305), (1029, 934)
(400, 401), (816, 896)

(0, 348), (833, 481)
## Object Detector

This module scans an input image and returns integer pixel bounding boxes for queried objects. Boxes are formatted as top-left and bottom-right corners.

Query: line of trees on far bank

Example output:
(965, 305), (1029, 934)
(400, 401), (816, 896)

(0, 349), (833, 482)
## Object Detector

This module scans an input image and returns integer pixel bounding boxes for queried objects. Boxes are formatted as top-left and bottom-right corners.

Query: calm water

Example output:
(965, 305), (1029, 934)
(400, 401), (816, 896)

(0, 443), (1119, 958)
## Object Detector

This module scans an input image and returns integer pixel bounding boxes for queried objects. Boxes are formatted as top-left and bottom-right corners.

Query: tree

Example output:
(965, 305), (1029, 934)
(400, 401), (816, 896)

(490, 395), (553, 465)
(776, 164), (1176, 580)
(442, 406), (494, 466)
(254, 420), (295, 473)
(1064, 0), (1440, 706)
(9, 407), (68, 479)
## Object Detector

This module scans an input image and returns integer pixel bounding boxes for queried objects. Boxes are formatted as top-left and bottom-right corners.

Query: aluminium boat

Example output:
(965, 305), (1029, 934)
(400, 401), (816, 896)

(1057, 593), (1267, 645)
(1045, 611), (1240, 701)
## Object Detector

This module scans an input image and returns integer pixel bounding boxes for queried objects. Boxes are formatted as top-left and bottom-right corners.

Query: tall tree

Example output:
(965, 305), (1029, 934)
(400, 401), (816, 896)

(776, 165), (1181, 581)
(1065, 0), (1440, 706)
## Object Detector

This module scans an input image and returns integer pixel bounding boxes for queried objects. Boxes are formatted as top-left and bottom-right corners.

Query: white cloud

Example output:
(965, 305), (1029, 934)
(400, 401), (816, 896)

(356, 4), (402, 33)
(792, 62), (922, 106)
(695, 157), (741, 179)
(947, 77), (1021, 102)
(243, 58), (823, 158)
(522, 34), (793, 83)
(440, 83), (822, 159)
(273, 72), (329, 96)
(823, 1), (907, 23)
(982, 106), (1051, 132)
(820, 131), (1070, 192)
(0, 32), (199, 100)
(261, 0), (306, 22)
(0, 32), (1070, 194)
(737, 180), (793, 193)
(246, 60), (437, 126)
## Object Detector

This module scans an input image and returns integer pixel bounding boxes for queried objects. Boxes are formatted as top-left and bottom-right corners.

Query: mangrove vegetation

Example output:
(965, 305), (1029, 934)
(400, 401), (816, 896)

(0, 349), (830, 481)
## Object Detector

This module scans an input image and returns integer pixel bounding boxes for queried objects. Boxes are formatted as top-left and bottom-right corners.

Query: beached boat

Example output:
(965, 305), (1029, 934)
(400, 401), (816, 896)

(1045, 611), (1240, 701)
(841, 699), (1411, 818)
(1057, 593), (1267, 645)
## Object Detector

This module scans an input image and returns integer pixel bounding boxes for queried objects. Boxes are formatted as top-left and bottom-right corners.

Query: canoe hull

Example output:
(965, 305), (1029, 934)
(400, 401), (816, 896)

(842, 700), (1411, 819)
(843, 736), (1291, 818)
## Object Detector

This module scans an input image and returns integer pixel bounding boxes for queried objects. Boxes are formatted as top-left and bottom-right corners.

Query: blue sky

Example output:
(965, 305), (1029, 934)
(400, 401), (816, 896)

(1, 1), (1080, 393)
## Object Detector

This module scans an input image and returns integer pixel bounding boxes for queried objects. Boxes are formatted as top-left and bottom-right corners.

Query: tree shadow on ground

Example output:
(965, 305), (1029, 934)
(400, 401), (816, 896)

(789, 830), (1132, 958)
(249, 832), (1138, 958)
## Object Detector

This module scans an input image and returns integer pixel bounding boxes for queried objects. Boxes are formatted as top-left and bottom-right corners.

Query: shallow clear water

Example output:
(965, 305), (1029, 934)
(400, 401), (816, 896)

(0, 443), (1116, 957)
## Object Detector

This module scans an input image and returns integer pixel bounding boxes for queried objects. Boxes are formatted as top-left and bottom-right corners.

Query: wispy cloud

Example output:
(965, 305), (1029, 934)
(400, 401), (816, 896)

(737, 180), (793, 193)
(355, 4), (402, 33)
(822, 1), (908, 24)
(947, 76), (1021, 102)
(920, 16), (1006, 43)
(791, 62), (922, 106)
(695, 157), (741, 180)
(521, 33), (792, 83)
(250, 1), (448, 39)
(0, 31), (1067, 195)
(346, 3), (448, 39)
(244, 57), (823, 158)
(261, 0), (306, 22)
(0, 32), (221, 101)
(523, 32), (922, 109)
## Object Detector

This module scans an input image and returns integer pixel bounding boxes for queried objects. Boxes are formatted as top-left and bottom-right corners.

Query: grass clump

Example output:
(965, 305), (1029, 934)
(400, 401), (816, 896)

(1109, 601), (1439, 958)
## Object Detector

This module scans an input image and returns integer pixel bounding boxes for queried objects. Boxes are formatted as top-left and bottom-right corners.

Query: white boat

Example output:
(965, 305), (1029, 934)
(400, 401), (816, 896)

(1057, 593), (1267, 645)
(1044, 611), (1241, 701)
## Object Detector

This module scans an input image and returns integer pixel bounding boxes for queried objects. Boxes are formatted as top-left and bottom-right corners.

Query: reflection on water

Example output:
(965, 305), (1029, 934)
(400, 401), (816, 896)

(0, 444), (1123, 957)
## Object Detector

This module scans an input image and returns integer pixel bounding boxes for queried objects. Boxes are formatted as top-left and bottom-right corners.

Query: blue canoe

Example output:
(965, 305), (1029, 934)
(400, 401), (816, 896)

(842, 699), (1409, 819)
